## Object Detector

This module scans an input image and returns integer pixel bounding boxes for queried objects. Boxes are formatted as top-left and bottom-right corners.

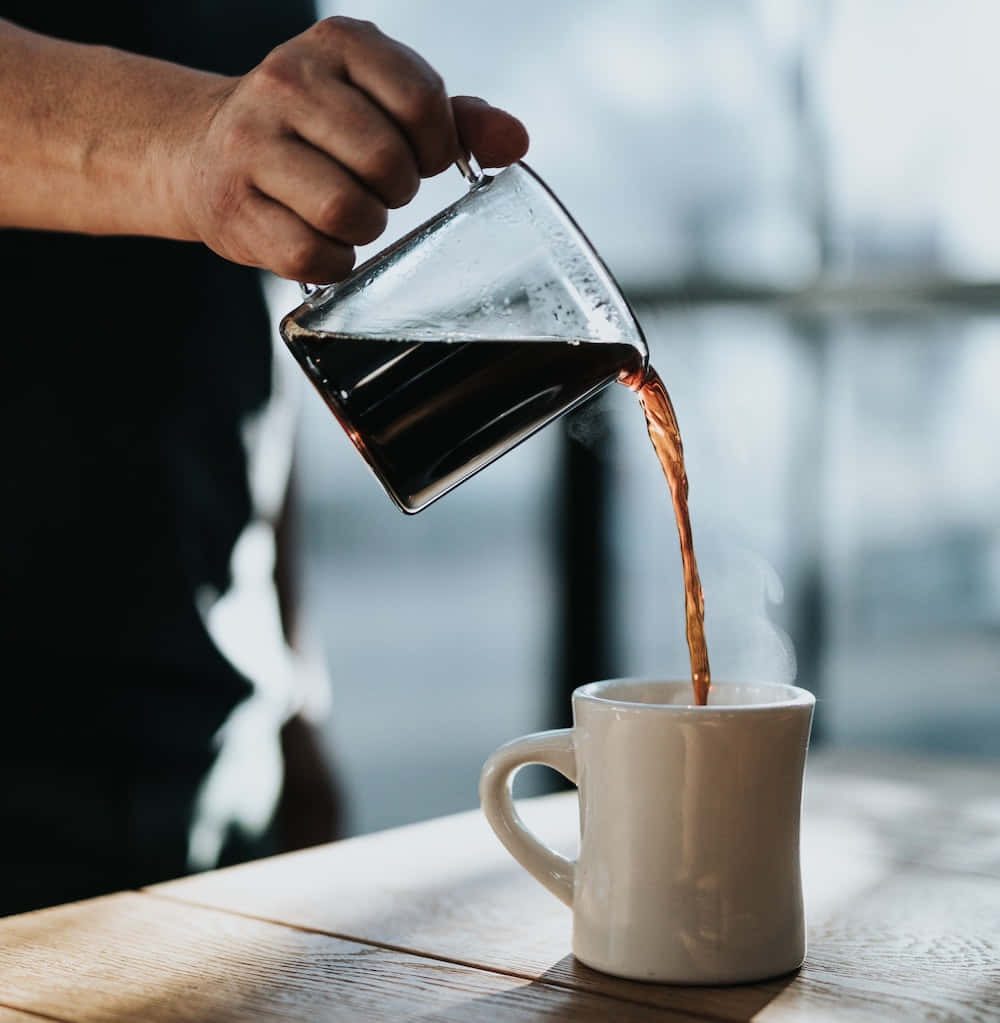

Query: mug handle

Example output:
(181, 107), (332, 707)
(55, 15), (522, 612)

(478, 729), (577, 908)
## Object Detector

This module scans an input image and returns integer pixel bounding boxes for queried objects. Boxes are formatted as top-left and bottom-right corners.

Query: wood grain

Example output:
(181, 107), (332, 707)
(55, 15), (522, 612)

(0, 1009), (62, 1023)
(0, 893), (706, 1023)
(803, 749), (1000, 879)
(148, 750), (1000, 1021)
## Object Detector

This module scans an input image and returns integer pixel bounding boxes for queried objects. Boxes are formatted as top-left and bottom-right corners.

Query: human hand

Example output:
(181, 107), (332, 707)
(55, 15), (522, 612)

(173, 17), (529, 283)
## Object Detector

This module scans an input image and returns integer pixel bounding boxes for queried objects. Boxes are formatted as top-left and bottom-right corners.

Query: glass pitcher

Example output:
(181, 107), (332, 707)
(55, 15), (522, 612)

(280, 158), (648, 513)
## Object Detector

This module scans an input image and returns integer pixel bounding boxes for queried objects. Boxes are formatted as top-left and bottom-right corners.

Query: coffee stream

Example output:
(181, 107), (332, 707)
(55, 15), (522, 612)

(623, 365), (711, 705)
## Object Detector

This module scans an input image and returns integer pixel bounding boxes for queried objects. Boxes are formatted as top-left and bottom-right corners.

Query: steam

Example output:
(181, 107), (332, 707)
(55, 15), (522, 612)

(704, 545), (798, 685)
(565, 400), (617, 460)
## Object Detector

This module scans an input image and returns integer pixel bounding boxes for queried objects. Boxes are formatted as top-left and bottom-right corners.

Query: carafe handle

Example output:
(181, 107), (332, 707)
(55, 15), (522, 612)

(455, 152), (485, 186)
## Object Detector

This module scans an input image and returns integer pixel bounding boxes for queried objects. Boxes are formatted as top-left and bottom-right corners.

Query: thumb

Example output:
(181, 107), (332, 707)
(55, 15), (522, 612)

(451, 95), (529, 169)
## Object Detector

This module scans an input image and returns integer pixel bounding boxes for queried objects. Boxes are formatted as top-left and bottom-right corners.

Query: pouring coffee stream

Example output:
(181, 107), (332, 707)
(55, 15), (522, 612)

(626, 366), (711, 706)
(282, 161), (710, 704)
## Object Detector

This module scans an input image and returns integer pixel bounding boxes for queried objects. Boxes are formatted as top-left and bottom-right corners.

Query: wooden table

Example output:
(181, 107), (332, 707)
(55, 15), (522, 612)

(1, 749), (998, 1022)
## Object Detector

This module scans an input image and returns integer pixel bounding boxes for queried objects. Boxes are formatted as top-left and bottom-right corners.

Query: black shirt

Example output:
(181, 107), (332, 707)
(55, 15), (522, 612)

(0, 0), (316, 913)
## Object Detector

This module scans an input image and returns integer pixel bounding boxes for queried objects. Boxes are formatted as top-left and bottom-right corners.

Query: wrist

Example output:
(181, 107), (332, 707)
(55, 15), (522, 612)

(151, 69), (236, 243)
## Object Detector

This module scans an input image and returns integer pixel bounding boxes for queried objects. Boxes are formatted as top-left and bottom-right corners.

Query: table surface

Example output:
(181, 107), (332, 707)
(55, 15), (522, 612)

(1, 749), (999, 1022)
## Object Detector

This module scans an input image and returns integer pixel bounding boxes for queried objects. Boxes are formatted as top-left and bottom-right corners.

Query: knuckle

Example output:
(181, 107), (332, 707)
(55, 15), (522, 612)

(314, 16), (378, 45)
(347, 17), (379, 36)
(362, 134), (408, 180)
(282, 236), (325, 281)
(398, 78), (443, 126)
(311, 17), (344, 44)
(313, 189), (351, 236)
(315, 190), (387, 246)
(360, 141), (418, 204)
(253, 50), (301, 99)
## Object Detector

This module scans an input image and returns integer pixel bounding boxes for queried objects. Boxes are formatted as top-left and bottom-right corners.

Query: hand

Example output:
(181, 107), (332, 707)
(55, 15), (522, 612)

(174, 17), (529, 283)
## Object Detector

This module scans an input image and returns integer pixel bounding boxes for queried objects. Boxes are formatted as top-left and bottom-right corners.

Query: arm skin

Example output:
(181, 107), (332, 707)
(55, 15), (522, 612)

(0, 15), (529, 283)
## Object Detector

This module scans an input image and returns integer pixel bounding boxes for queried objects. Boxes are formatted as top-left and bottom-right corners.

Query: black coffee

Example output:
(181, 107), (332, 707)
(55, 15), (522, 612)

(283, 326), (643, 512)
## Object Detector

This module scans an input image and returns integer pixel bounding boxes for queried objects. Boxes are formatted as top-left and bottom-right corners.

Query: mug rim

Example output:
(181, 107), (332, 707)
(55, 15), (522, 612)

(574, 677), (814, 712)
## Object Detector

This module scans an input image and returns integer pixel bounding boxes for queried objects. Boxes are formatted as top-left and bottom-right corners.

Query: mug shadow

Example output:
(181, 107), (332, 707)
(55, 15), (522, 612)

(416, 952), (800, 1022)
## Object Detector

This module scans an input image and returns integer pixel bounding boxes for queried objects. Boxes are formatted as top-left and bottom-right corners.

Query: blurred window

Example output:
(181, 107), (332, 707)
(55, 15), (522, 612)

(287, 0), (1000, 834)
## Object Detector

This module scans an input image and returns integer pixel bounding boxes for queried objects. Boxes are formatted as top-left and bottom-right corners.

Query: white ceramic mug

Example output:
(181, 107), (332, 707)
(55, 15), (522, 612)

(479, 679), (815, 984)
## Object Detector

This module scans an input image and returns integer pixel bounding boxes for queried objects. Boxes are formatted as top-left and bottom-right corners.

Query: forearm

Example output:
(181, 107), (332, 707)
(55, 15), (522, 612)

(0, 16), (528, 280)
(0, 18), (227, 238)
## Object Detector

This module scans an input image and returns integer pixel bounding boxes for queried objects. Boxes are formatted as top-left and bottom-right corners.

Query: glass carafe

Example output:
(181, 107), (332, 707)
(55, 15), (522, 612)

(280, 160), (648, 513)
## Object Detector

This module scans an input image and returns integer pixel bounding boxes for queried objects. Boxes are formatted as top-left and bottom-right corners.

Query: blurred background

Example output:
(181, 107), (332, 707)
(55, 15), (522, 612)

(269, 0), (1000, 836)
